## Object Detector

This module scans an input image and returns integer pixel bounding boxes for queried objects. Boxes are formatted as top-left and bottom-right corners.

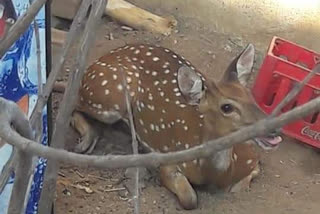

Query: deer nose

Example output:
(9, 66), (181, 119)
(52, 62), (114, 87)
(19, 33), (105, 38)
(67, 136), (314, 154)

(268, 129), (281, 137)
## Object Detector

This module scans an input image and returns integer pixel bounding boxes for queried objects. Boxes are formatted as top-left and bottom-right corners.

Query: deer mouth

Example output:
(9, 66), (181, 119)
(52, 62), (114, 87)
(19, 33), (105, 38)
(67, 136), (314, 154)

(254, 135), (282, 149)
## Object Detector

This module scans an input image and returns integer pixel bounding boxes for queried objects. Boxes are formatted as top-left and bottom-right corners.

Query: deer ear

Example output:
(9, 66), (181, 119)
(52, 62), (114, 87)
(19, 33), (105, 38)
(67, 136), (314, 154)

(178, 65), (203, 105)
(221, 44), (255, 87)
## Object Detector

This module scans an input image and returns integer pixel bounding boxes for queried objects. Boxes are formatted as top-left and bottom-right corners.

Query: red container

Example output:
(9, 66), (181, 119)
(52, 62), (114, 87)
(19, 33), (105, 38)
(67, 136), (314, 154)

(252, 36), (320, 148)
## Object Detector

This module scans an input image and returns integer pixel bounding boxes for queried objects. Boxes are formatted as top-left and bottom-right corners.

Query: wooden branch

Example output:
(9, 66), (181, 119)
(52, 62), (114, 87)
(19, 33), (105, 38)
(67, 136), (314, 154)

(0, 0), (47, 58)
(18, 16), (45, 214)
(29, 0), (93, 129)
(38, 1), (107, 213)
(1, 93), (320, 170)
(105, 0), (177, 36)
(121, 69), (140, 213)
(0, 98), (34, 214)
(0, 3), (44, 209)
(270, 64), (320, 117)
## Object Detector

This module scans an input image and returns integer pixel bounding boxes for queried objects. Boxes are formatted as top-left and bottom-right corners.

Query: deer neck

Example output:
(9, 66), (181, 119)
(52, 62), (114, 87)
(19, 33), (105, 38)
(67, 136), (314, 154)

(199, 117), (235, 173)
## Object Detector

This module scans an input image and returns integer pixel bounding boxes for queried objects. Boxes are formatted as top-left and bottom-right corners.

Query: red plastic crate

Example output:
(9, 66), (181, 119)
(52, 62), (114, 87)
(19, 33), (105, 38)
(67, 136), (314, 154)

(252, 36), (320, 148)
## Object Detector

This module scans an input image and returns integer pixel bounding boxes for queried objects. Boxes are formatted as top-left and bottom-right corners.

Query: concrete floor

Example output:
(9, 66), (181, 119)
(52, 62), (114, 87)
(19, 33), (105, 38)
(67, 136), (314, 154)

(131, 0), (320, 52)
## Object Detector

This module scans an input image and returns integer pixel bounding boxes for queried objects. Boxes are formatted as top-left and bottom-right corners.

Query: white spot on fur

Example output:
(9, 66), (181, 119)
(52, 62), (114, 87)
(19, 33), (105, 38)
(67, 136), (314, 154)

(117, 84), (123, 91)
(163, 146), (169, 151)
(233, 153), (238, 161)
(180, 104), (187, 108)
(139, 119), (144, 125)
(147, 104), (155, 111)
(153, 57), (160, 62)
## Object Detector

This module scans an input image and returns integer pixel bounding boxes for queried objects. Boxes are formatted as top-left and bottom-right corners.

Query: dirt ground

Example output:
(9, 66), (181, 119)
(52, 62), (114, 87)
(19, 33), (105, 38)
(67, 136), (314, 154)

(52, 15), (320, 214)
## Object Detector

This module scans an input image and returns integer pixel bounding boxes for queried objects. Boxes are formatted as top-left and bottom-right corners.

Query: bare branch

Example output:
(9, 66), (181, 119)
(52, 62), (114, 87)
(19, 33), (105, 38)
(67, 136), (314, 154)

(121, 69), (140, 213)
(29, 0), (93, 128)
(270, 63), (320, 117)
(0, 98), (34, 214)
(0, 0), (47, 58)
(19, 13), (45, 214)
(38, 1), (107, 212)
(0, 3), (44, 211)
(0, 93), (320, 170)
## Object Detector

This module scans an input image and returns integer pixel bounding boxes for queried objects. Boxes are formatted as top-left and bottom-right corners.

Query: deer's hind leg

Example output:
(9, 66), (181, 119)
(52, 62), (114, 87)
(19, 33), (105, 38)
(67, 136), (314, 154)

(160, 165), (198, 210)
(71, 109), (123, 154)
(71, 111), (101, 154)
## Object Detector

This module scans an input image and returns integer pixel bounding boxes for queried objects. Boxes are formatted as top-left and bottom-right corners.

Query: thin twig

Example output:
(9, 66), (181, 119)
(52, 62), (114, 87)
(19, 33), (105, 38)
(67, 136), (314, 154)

(21, 11), (44, 213)
(270, 63), (320, 117)
(29, 0), (93, 128)
(121, 68), (140, 214)
(0, 95), (320, 170)
(104, 187), (126, 192)
(0, 0), (47, 58)
(38, 1), (107, 212)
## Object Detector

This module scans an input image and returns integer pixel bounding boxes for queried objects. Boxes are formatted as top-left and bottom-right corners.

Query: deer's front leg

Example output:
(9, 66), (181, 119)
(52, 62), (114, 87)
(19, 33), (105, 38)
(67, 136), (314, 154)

(160, 165), (198, 210)
(71, 111), (100, 154)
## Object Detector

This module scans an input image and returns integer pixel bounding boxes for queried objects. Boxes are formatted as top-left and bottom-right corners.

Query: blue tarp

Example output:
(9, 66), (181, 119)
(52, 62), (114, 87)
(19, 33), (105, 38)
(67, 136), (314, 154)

(0, 1), (48, 213)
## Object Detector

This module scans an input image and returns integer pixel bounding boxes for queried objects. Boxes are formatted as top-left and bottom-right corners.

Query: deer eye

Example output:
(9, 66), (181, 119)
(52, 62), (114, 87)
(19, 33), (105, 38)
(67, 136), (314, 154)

(221, 104), (234, 114)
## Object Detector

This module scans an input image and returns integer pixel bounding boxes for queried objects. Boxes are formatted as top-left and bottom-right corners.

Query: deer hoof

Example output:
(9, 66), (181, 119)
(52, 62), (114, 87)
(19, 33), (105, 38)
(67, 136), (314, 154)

(74, 133), (99, 154)
(177, 185), (198, 210)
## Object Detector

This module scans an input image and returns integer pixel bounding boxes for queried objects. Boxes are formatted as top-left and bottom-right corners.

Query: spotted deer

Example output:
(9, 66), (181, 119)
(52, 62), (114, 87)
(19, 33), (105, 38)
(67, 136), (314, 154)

(70, 43), (282, 209)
